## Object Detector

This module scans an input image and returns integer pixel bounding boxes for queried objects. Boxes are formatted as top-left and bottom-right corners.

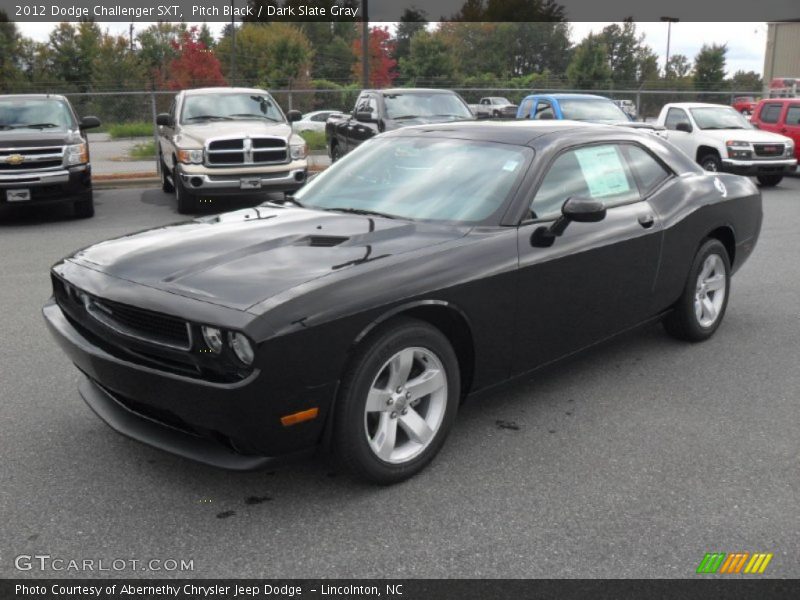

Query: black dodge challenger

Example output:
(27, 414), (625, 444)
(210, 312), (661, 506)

(44, 121), (762, 484)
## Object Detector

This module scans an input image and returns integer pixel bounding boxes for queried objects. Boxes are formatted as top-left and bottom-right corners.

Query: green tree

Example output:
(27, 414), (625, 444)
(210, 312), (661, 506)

(0, 11), (21, 92)
(198, 23), (215, 49)
(665, 53), (691, 79)
(400, 30), (456, 84)
(729, 70), (762, 92)
(693, 43), (727, 90)
(394, 7), (428, 68)
(453, 0), (565, 21)
(566, 34), (611, 89)
(48, 22), (101, 93)
(137, 23), (185, 88)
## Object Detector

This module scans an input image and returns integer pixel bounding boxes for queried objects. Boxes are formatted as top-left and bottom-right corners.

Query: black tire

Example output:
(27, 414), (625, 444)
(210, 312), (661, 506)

(175, 173), (196, 214)
(699, 153), (721, 172)
(160, 157), (174, 193)
(73, 193), (94, 219)
(330, 142), (341, 163)
(663, 239), (731, 342)
(333, 317), (460, 485)
(493, 110), (500, 118)
(757, 174), (783, 187)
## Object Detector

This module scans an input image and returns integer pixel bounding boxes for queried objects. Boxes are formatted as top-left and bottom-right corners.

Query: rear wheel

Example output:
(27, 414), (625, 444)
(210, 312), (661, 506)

(757, 174), (783, 187)
(73, 193), (94, 219)
(663, 239), (730, 342)
(175, 174), (196, 214)
(699, 153), (721, 172)
(333, 318), (460, 484)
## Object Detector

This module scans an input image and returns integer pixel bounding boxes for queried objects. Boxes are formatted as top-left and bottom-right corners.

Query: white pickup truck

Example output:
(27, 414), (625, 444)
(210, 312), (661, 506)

(656, 102), (796, 186)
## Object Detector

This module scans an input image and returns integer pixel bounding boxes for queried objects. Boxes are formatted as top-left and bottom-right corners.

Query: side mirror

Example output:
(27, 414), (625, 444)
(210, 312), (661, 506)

(80, 116), (101, 130)
(530, 197), (606, 247)
(156, 113), (173, 127)
(286, 110), (302, 122)
(355, 110), (376, 123)
(675, 121), (692, 133)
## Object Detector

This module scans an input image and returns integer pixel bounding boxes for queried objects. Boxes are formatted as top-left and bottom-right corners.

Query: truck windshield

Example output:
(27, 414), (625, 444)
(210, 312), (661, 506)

(384, 93), (473, 120)
(690, 107), (752, 130)
(295, 137), (530, 223)
(181, 93), (284, 123)
(559, 99), (628, 122)
(0, 98), (76, 131)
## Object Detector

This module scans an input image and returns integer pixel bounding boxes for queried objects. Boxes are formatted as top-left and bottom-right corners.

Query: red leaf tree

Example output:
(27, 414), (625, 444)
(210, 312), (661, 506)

(166, 27), (226, 90)
(352, 26), (398, 87)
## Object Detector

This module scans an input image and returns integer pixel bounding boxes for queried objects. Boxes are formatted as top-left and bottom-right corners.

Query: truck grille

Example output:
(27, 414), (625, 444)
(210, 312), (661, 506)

(753, 143), (785, 157)
(206, 137), (287, 167)
(0, 146), (63, 171)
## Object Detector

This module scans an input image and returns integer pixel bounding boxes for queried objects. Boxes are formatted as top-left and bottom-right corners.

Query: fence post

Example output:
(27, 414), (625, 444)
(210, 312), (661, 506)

(288, 91), (293, 112)
(151, 92), (160, 176)
(636, 90), (641, 119)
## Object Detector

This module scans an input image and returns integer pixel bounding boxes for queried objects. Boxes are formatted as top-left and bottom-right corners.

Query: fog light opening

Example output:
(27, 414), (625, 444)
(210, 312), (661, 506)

(294, 171), (306, 183)
(190, 177), (203, 188)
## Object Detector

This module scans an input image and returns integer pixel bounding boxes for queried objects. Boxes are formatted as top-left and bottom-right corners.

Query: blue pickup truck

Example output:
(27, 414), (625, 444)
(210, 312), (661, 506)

(516, 93), (633, 123)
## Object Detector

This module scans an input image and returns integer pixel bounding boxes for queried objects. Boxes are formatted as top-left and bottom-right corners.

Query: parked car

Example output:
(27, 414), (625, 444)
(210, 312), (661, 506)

(45, 121), (761, 484)
(0, 94), (100, 218)
(516, 94), (632, 123)
(731, 96), (758, 116)
(326, 88), (474, 161)
(750, 98), (800, 160)
(156, 87), (308, 214)
(612, 99), (638, 120)
(292, 110), (345, 134)
(468, 97), (518, 119)
(656, 102), (796, 186)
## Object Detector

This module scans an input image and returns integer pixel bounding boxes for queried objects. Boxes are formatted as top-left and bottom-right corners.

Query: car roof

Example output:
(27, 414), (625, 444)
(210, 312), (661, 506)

(524, 93), (610, 101)
(0, 94), (68, 101)
(183, 87), (269, 96)
(666, 102), (734, 109)
(371, 88), (458, 95)
(385, 120), (619, 145)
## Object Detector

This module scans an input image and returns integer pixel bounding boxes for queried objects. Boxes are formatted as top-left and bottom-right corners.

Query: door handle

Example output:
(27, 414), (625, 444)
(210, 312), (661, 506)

(638, 214), (655, 229)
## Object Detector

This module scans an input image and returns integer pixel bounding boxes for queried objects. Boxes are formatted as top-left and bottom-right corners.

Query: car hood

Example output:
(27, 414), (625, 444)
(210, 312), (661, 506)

(387, 115), (475, 128)
(697, 128), (791, 143)
(68, 206), (468, 311)
(0, 129), (82, 147)
(174, 121), (294, 147)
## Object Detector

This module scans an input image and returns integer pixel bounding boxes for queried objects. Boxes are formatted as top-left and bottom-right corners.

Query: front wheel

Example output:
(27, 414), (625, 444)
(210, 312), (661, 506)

(175, 174), (196, 214)
(160, 157), (174, 193)
(699, 154), (721, 172)
(330, 143), (342, 163)
(73, 193), (94, 219)
(333, 318), (460, 484)
(663, 239), (730, 342)
(757, 174), (783, 187)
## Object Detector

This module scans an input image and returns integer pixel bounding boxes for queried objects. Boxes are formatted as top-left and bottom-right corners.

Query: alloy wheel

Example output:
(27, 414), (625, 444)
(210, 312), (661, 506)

(694, 254), (727, 327)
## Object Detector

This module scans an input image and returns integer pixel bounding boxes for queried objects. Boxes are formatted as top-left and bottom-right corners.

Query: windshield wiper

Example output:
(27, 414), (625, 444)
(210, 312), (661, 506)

(391, 115), (419, 120)
(184, 115), (233, 121)
(268, 196), (304, 208)
(229, 113), (280, 122)
(325, 207), (398, 219)
(431, 114), (471, 119)
(12, 123), (60, 129)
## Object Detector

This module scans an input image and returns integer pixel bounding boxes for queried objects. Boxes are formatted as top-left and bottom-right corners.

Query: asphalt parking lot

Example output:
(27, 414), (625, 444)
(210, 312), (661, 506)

(1, 179), (798, 579)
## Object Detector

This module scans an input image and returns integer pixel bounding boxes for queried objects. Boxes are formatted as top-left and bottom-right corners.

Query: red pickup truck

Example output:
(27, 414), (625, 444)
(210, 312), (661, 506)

(731, 96), (758, 116)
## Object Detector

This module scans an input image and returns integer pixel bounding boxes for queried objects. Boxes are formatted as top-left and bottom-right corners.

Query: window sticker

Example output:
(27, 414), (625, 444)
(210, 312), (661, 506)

(573, 146), (631, 198)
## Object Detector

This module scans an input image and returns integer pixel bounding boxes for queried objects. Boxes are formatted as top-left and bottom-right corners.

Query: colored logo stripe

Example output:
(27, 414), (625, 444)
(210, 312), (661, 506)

(697, 552), (773, 574)
(719, 553), (749, 574)
(697, 553), (726, 574)
(744, 553), (773, 574)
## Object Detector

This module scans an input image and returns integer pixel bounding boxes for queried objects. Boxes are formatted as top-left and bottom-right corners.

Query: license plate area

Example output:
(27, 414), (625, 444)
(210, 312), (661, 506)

(240, 179), (262, 190)
(6, 189), (31, 202)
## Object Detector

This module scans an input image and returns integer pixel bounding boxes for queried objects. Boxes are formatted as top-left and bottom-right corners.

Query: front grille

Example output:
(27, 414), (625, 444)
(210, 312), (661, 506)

(205, 137), (287, 167)
(0, 160), (62, 171)
(753, 143), (785, 157)
(0, 146), (64, 171)
(89, 297), (191, 350)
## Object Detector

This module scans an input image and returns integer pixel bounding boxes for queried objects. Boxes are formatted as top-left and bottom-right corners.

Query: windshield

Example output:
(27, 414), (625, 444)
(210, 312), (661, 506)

(559, 99), (628, 122)
(384, 93), (473, 120)
(491, 97), (511, 105)
(294, 137), (530, 223)
(690, 107), (752, 130)
(0, 98), (76, 131)
(180, 93), (284, 123)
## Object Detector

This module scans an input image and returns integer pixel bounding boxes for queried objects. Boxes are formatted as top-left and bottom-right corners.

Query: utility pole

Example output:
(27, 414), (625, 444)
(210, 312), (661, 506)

(230, 0), (236, 83)
(660, 17), (679, 76)
(361, 0), (369, 88)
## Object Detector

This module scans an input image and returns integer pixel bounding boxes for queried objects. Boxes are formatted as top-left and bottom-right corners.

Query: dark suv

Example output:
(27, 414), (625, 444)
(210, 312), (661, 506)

(0, 95), (100, 218)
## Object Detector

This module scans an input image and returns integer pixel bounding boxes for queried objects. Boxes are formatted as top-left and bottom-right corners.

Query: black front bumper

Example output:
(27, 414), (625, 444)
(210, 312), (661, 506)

(720, 158), (797, 177)
(0, 165), (92, 208)
(43, 299), (332, 469)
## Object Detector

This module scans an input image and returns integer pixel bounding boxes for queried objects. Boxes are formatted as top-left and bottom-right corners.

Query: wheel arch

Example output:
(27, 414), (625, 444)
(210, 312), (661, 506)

(696, 145), (721, 164)
(704, 224), (736, 267)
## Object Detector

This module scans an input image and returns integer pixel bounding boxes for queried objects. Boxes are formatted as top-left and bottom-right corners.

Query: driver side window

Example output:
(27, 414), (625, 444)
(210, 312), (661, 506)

(530, 144), (639, 220)
(665, 108), (690, 131)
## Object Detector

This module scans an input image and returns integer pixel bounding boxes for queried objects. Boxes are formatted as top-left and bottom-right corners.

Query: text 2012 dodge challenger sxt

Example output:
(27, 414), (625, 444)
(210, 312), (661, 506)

(44, 121), (762, 484)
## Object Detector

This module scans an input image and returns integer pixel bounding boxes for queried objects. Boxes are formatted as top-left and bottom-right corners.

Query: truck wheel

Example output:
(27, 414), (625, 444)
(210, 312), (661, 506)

(493, 110), (500, 118)
(160, 157), (174, 193)
(331, 143), (342, 163)
(699, 153), (721, 172)
(73, 193), (94, 219)
(175, 175), (196, 214)
(757, 174), (783, 187)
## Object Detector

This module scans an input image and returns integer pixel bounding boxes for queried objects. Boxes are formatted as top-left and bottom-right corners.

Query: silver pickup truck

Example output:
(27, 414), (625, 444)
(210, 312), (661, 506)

(156, 87), (309, 213)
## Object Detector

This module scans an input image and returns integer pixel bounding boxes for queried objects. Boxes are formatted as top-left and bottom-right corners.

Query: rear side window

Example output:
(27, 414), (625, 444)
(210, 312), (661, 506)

(518, 98), (533, 119)
(531, 144), (638, 220)
(785, 105), (800, 126)
(759, 103), (783, 124)
(624, 145), (671, 195)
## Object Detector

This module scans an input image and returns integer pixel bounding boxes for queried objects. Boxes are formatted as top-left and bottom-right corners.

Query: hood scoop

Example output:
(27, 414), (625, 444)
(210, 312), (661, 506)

(303, 235), (350, 248)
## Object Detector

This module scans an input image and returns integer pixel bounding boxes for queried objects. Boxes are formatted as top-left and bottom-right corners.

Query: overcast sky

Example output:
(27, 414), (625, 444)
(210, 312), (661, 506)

(15, 21), (767, 76)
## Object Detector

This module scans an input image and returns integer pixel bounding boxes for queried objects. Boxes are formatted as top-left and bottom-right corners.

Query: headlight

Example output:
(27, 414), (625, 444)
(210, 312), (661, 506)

(65, 143), (88, 165)
(725, 141), (752, 159)
(201, 326), (224, 354)
(229, 332), (255, 365)
(290, 142), (308, 160)
(786, 140), (795, 156)
(177, 149), (204, 164)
